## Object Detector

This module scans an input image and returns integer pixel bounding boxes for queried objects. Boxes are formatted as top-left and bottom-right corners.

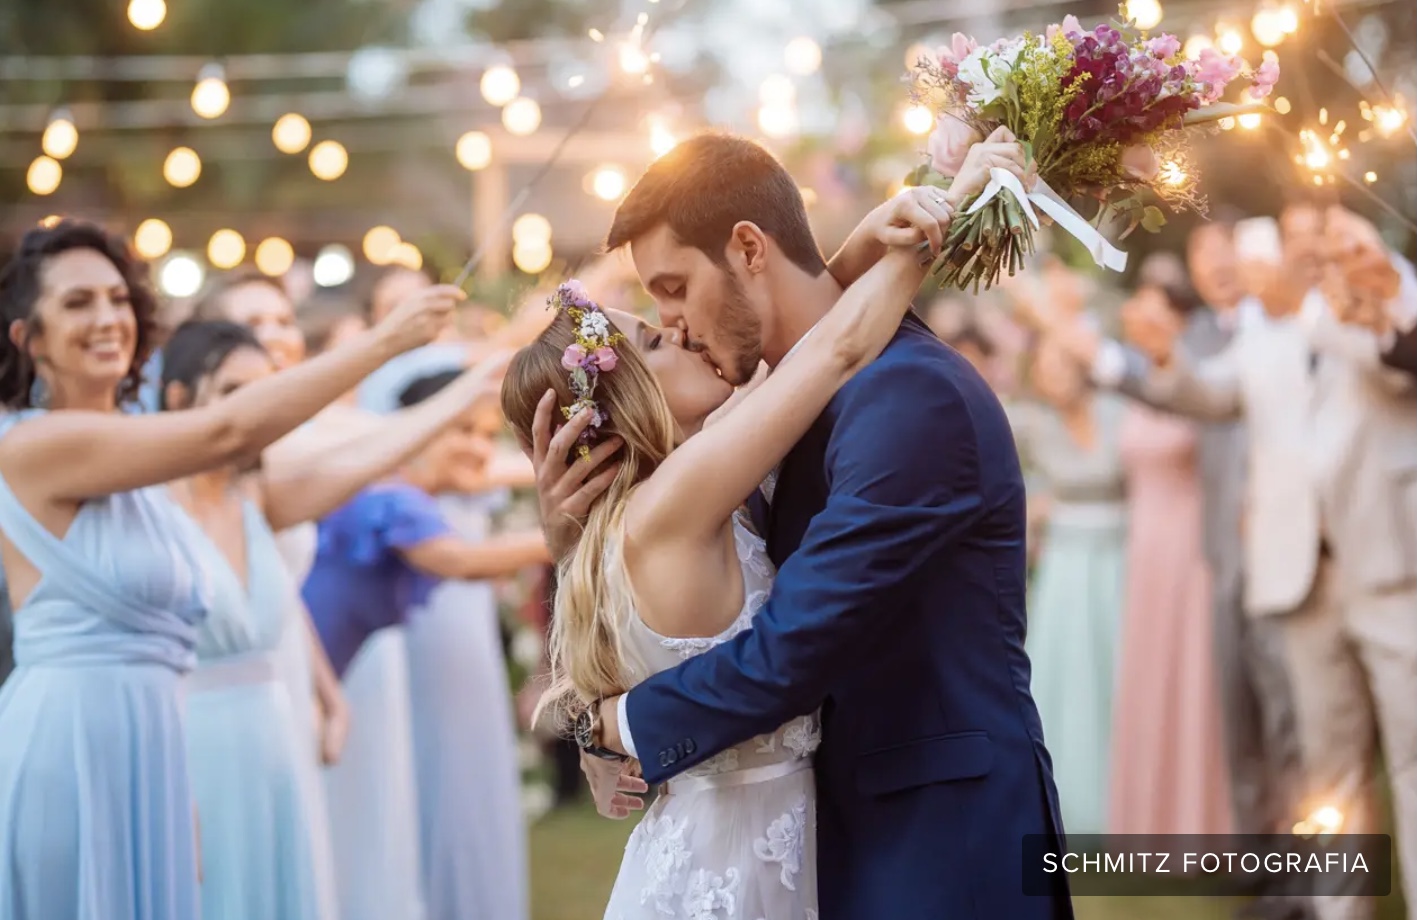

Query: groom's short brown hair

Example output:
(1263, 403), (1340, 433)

(606, 132), (826, 275)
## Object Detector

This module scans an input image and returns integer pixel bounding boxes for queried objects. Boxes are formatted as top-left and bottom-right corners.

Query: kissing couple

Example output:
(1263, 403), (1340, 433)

(500, 128), (1073, 920)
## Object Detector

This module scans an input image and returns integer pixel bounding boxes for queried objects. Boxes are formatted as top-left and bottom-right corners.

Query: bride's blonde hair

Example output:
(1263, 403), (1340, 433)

(502, 308), (678, 731)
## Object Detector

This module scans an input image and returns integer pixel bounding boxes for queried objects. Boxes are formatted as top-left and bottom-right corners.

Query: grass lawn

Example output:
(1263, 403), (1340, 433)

(530, 803), (1406, 920)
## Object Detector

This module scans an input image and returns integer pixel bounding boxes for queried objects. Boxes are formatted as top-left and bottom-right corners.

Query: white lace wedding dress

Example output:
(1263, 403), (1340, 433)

(602, 511), (820, 920)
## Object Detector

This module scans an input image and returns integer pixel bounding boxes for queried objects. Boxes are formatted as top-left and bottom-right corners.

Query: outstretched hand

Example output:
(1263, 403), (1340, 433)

(520, 389), (622, 560)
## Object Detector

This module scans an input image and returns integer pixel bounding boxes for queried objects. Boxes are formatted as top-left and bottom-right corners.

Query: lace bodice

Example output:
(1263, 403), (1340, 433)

(616, 511), (820, 780)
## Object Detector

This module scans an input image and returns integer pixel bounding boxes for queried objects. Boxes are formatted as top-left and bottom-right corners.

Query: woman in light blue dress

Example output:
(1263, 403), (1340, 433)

(0, 219), (464, 920)
(156, 319), (519, 920)
(1011, 336), (1129, 836)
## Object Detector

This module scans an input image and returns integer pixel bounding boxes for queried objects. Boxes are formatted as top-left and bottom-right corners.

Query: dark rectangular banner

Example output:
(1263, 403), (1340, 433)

(1022, 835), (1392, 898)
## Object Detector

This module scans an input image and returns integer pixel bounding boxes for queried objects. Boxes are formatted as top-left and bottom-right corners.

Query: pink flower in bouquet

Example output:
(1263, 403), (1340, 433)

(1144, 34), (1181, 59)
(936, 33), (977, 79)
(928, 112), (984, 177)
(1120, 144), (1161, 181)
(561, 344), (587, 370)
(1193, 48), (1243, 102)
(591, 346), (619, 371)
(1249, 50), (1281, 98)
(1045, 14), (1084, 42)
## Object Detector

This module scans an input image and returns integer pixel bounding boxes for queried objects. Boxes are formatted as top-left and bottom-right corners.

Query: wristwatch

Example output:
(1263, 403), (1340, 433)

(574, 702), (627, 761)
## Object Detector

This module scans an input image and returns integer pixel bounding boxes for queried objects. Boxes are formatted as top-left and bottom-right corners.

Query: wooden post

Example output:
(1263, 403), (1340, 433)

(473, 160), (510, 279)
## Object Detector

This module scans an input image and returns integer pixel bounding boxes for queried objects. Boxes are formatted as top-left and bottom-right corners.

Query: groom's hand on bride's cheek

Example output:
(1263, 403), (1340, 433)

(530, 390), (622, 559)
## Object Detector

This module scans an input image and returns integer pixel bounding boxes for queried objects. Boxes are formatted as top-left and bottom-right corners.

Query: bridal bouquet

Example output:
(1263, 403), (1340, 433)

(908, 12), (1280, 291)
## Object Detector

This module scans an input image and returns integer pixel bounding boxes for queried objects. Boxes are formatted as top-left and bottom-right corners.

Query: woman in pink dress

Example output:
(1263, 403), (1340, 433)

(1108, 279), (1233, 837)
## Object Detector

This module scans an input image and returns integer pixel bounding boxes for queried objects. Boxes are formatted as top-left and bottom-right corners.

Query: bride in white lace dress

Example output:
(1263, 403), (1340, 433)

(500, 191), (952, 917)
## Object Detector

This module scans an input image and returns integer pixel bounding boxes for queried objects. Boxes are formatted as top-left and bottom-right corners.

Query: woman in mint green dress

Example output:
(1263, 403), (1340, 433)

(0, 219), (461, 920)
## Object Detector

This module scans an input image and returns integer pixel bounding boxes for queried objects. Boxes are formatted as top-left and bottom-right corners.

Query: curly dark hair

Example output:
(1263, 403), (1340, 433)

(0, 219), (160, 410)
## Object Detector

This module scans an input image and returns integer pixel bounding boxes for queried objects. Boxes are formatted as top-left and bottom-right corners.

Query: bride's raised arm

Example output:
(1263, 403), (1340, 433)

(625, 246), (928, 543)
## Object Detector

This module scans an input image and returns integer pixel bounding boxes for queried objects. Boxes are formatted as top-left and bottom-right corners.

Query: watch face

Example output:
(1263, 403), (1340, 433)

(573, 708), (594, 750)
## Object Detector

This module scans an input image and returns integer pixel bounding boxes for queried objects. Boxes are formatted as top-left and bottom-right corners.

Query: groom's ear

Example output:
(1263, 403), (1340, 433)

(729, 221), (769, 275)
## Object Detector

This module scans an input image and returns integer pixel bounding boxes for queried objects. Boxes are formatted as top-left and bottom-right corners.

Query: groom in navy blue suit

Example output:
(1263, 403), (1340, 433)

(541, 134), (1071, 919)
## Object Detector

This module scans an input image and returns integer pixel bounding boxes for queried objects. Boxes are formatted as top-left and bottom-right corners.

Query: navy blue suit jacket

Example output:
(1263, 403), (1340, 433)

(625, 314), (1072, 918)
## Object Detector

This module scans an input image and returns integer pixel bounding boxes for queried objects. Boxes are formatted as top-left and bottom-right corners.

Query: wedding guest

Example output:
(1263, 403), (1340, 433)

(302, 369), (548, 920)
(1107, 270), (1232, 837)
(1011, 333), (1128, 835)
(0, 218), (453, 920)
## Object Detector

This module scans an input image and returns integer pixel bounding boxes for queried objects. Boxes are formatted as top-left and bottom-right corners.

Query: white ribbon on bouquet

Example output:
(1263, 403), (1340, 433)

(965, 166), (1129, 273)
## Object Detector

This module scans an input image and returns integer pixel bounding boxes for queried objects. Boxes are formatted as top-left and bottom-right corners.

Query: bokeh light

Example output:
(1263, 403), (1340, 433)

(134, 218), (173, 260)
(164, 147), (202, 188)
(254, 237), (295, 276)
(26, 156), (62, 196)
(456, 131), (493, 171)
(363, 226), (401, 264)
(502, 98), (542, 136)
(309, 140), (349, 180)
(480, 66), (521, 107)
(207, 229), (246, 270)
(272, 113), (312, 154)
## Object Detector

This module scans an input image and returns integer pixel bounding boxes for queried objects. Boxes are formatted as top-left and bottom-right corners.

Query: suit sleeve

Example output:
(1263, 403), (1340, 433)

(624, 360), (989, 784)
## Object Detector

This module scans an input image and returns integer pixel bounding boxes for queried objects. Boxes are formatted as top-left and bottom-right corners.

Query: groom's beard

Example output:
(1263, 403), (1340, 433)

(716, 270), (764, 386)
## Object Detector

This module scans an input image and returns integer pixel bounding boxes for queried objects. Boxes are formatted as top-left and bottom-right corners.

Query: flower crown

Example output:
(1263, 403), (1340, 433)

(551, 280), (625, 461)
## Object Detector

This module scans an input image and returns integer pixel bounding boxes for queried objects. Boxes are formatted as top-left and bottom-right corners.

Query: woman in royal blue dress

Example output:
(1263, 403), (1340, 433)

(157, 319), (509, 920)
(0, 218), (458, 920)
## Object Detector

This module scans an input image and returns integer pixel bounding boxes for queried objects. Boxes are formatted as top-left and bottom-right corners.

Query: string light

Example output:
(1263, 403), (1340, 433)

(758, 105), (799, 138)
(1183, 35), (1213, 58)
(902, 104), (934, 135)
(1159, 160), (1188, 185)
(308, 140), (348, 180)
(389, 242), (423, 271)
(1371, 103), (1408, 138)
(42, 111), (79, 160)
(254, 237), (295, 276)
(133, 218), (173, 260)
(588, 28), (605, 42)
(26, 156), (62, 196)
(1239, 112), (1263, 129)
(313, 245), (355, 287)
(512, 213), (552, 246)
(456, 131), (493, 171)
(272, 113), (312, 154)
(127, 0), (166, 30)
(502, 98), (542, 136)
(1364, 171), (1377, 183)
(1251, 7), (1287, 48)
(1276, 5), (1299, 33)
(1275, 96), (1292, 114)
(163, 147), (201, 187)
(480, 65), (521, 107)
(1217, 26), (1245, 55)
(159, 254), (205, 298)
(363, 226), (401, 264)
(207, 229), (246, 270)
(759, 74), (796, 107)
(512, 239), (553, 274)
(1219, 117), (1236, 131)
(191, 64), (230, 120)
(587, 165), (628, 201)
(618, 42), (650, 75)
(39, 216), (61, 229)
(649, 117), (678, 157)
(784, 37), (822, 76)
(1124, 0), (1164, 30)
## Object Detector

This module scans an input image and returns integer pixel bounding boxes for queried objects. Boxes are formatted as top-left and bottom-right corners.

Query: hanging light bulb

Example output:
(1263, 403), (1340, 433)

(159, 254), (205, 298)
(133, 219), (173, 260)
(502, 98), (542, 136)
(1251, 8), (1287, 48)
(254, 238), (295, 276)
(26, 156), (62, 196)
(127, 0), (166, 30)
(308, 140), (349, 180)
(784, 37), (822, 76)
(163, 147), (202, 188)
(455, 131), (493, 171)
(512, 213), (552, 246)
(207, 229), (246, 270)
(362, 226), (401, 264)
(512, 240), (553, 274)
(649, 118), (678, 157)
(1238, 111), (1264, 129)
(389, 242), (423, 271)
(1217, 26), (1245, 55)
(587, 165), (628, 202)
(191, 64), (230, 120)
(1274, 96), (1292, 114)
(1183, 34), (1213, 58)
(42, 110), (79, 160)
(1124, 0), (1164, 29)
(272, 113), (312, 154)
(480, 65), (521, 107)
(757, 105), (799, 138)
(902, 104), (934, 135)
(313, 245), (356, 287)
